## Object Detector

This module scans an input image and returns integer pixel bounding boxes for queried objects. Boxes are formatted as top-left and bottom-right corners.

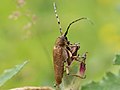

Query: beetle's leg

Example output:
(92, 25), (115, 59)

(81, 52), (88, 60)
(54, 84), (60, 89)
(72, 54), (83, 63)
(69, 52), (87, 79)
(63, 60), (68, 73)
(73, 51), (88, 62)
(65, 62), (70, 75)
(72, 55), (81, 62)
(70, 74), (86, 79)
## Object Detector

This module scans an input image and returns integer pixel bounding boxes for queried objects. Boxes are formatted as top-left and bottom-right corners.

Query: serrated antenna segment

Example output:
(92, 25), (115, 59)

(53, 2), (63, 35)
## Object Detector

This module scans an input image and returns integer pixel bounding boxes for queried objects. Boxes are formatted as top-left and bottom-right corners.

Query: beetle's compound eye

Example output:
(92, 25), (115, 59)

(64, 36), (70, 45)
(67, 41), (70, 45)
(65, 36), (68, 40)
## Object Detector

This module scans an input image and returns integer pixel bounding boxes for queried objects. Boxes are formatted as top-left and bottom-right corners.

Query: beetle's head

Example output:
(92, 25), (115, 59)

(55, 35), (69, 46)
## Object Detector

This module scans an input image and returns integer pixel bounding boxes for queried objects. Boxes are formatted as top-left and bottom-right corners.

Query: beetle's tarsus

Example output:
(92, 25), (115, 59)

(65, 65), (70, 75)
(54, 84), (57, 87)
(54, 83), (60, 88)
(70, 74), (86, 79)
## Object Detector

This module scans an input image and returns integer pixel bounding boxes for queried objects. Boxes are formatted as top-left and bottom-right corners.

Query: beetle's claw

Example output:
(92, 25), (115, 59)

(54, 83), (60, 88)
(54, 84), (57, 87)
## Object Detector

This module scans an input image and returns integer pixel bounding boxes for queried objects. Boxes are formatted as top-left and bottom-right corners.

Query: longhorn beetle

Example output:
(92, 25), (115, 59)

(53, 2), (91, 87)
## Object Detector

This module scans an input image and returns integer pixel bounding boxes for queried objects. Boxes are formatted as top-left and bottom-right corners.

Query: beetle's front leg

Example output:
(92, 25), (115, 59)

(72, 54), (81, 62)
(73, 52), (88, 62)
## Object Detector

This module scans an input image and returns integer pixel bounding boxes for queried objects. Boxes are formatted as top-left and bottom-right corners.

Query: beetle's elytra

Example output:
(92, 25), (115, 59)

(53, 2), (89, 87)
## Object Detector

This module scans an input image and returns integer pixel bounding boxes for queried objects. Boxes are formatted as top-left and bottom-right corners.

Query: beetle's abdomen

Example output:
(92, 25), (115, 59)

(53, 46), (68, 85)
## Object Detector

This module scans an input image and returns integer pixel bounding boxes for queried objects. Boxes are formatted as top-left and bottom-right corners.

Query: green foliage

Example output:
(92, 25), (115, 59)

(81, 54), (120, 90)
(0, 0), (120, 89)
(0, 61), (28, 87)
(81, 72), (120, 90)
(113, 54), (120, 65)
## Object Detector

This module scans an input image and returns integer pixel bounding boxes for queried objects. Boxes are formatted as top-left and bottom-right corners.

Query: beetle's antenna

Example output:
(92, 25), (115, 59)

(64, 17), (93, 36)
(53, 2), (63, 35)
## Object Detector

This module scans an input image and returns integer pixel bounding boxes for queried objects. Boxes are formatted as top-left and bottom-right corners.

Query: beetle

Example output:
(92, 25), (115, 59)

(53, 2), (90, 87)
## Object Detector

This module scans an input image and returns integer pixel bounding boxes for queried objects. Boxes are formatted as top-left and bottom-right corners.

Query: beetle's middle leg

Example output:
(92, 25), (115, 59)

(65, 61), (70, 75)
(64, 61), (86, 79)
(64, 49), (80, 76)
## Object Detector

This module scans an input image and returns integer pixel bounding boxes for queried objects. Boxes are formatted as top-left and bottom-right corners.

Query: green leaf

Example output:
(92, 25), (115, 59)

(113, 54), (120, 65)
(81, 72), (120, 90)
(81, 54), (120, 90)
(0, 61), (28, 87)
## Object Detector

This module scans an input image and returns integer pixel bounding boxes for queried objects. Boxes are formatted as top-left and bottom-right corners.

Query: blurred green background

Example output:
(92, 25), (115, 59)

(0, 0), (120, 89)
